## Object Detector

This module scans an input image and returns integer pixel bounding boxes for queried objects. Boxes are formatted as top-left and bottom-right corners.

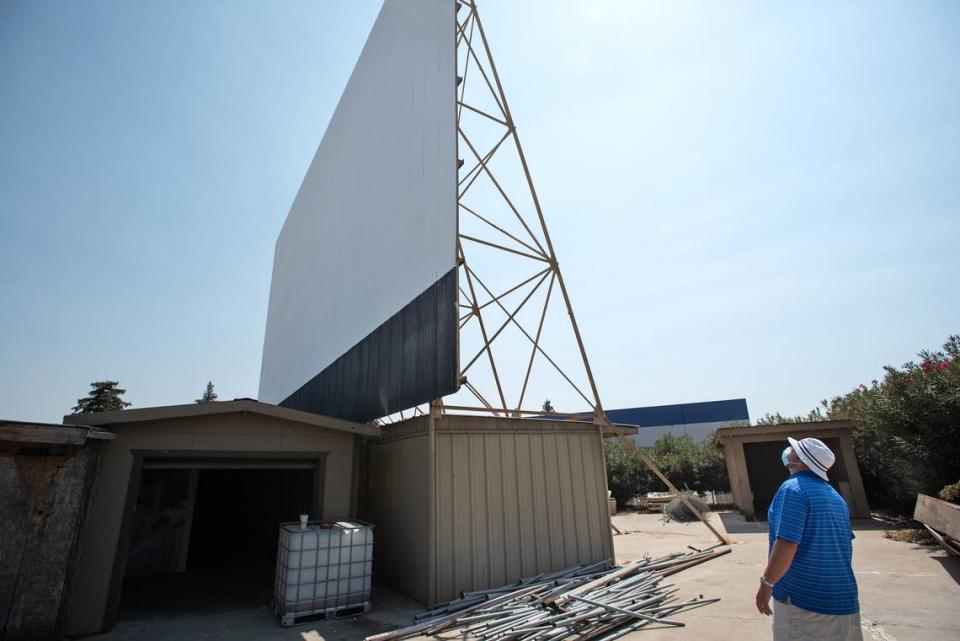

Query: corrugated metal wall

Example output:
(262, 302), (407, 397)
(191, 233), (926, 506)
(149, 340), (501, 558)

(363, 418), (431, 603)
(280, 269), (458, 422)
(432, 417), (612, 601)
(364, 415), (613, 605)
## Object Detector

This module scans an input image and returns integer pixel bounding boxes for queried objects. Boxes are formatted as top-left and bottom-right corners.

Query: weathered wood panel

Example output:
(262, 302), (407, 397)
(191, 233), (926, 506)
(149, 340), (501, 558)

(0, 423), (86, 445)
(0, 438), (101, 641)
(915, 494), (960, 542)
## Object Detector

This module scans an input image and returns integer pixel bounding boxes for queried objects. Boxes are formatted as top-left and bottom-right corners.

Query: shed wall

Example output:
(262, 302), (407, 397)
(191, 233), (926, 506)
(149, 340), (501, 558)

(363, 418), (430, 603)
(67, 412), (357, 637)
(433, 417), (612, 602)
(366, 415), (613, 606)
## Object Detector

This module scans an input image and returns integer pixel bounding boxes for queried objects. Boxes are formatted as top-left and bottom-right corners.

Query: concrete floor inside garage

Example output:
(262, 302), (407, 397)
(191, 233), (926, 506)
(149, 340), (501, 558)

(89, 512), (960, 641)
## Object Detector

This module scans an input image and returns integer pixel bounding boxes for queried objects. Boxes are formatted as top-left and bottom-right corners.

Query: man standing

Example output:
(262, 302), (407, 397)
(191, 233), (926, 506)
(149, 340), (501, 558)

(755, 437), (861, 640)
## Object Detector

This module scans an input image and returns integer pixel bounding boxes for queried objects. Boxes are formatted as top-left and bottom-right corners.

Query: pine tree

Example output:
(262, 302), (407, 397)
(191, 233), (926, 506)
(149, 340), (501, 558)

(196, 381), (218, 403)
(72, 381), (131, 413)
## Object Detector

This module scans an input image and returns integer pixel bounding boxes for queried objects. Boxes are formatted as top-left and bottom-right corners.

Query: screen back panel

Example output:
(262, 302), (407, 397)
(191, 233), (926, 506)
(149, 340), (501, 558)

(259, 0), (458, 420)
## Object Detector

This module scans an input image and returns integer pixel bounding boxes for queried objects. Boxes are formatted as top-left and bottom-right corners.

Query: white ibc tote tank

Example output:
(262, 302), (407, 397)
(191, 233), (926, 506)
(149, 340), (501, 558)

(273, 520), (374, 626)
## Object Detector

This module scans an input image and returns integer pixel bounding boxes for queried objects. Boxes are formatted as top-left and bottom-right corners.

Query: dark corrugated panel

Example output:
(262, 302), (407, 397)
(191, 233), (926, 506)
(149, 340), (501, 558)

(280, 268), (459, 422)
(539, 399), (751, 428)
(604, 399), (750, 427)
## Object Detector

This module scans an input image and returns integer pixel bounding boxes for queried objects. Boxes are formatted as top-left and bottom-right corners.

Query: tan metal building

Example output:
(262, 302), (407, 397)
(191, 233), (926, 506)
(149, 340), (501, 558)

(54, 402), (625, 634)
(714, 421), (870, 520)
(61, 400), (379, 636)
(363, 413), (630, 605)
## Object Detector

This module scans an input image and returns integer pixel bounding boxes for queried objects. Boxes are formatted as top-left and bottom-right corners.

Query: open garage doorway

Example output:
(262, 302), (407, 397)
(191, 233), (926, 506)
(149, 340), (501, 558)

(118, 458), (318, 620)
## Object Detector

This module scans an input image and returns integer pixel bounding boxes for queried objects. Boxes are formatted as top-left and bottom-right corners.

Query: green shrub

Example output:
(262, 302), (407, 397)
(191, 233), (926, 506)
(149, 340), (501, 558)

(604, 433), (729, 505)
(604, 440), (654, 505)
(762, 335), (960, 514)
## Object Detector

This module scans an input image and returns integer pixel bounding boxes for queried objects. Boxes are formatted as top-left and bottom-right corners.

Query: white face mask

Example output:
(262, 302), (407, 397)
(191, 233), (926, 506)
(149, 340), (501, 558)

(781, 447), (793, 467)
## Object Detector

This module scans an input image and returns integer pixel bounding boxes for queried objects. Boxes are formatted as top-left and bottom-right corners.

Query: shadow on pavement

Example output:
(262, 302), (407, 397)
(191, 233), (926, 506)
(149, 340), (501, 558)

(929, 550), (960, 586)
(850, 518), (890, 532)
(718, 512), (889, 535)
(95, 583), (421, 641)
(718, 512), (767, 534)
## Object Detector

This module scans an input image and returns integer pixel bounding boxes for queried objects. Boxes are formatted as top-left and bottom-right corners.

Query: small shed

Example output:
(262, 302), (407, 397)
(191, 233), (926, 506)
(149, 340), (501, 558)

(362, 413), (632, 605)
(714, 421), (870, 520)
(59, 400), (379, 637)
(1, 420), (112, 641)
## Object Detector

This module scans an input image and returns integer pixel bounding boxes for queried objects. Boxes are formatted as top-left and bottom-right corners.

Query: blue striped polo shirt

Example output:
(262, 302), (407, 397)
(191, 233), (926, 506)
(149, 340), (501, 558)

(767, 471), (859, 615)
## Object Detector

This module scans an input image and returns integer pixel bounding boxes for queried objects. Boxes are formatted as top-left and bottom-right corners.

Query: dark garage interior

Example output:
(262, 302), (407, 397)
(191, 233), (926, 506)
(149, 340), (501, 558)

(119, 462), (315, 619)
(743, 437), (848, 518)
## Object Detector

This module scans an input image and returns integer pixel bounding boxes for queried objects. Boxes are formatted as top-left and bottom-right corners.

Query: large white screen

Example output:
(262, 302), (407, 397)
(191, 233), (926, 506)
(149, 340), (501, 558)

(259, 0), (457, 405)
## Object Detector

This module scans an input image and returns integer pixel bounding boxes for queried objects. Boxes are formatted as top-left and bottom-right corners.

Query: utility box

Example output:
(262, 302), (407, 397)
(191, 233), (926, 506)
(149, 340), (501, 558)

(273, 520), (374, 626)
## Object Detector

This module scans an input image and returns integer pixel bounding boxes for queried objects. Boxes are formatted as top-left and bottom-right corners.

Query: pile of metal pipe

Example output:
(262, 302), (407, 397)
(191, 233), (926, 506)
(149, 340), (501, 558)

(366, 546), (729, 641)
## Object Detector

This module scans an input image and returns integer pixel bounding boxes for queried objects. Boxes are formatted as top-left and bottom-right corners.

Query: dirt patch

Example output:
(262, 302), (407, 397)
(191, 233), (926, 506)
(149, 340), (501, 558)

(884, 528), (935, 545)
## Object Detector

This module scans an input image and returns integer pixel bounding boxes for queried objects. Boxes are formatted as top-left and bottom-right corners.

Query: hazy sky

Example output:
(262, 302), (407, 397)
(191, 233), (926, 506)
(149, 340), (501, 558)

(2, 1), (958, 424)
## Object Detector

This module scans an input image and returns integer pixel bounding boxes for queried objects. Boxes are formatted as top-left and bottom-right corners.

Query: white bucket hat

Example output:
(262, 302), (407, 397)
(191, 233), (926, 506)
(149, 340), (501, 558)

(787, 437), (835, 481)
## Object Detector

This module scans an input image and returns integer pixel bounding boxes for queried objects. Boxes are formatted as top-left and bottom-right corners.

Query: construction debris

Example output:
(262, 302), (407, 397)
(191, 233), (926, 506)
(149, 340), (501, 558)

(366, 546), (730, 641)
(923, 525), (960, 556)
(662, 493), (710, 524)
(884, 527), (935, 545)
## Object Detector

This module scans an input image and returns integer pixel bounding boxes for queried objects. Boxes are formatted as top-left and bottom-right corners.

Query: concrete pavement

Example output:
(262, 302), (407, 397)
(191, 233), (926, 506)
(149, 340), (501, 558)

(91, 511), (960, 641)
(609, 511), (960, 641)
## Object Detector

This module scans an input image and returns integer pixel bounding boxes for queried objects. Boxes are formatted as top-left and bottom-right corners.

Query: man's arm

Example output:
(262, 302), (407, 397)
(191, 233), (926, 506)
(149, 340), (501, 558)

(755, 538), (799, 615)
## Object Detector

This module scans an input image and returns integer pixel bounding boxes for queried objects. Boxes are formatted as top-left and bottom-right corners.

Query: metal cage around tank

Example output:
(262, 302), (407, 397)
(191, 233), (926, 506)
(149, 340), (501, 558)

(273, 520), (374, 625)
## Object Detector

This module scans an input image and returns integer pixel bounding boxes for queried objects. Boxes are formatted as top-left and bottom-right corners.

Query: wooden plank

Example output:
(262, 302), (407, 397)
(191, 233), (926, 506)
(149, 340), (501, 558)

(0, 423), (86, 445)
(604, 417), (731, 546)
(923, 525), (960, 556)
(914, 494), (960, 542)
(1, 436), (100, 639)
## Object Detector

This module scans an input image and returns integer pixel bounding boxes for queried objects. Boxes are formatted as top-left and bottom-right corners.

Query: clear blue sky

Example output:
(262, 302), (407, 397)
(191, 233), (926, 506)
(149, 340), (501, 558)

(2, 1), (957, 423)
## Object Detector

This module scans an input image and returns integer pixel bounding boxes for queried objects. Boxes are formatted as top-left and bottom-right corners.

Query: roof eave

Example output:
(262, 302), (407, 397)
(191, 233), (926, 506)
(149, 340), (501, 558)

(62, 399), (381, 438)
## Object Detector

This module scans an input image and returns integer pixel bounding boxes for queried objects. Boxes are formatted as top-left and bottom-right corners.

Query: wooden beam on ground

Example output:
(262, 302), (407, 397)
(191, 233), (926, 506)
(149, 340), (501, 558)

(915, 494), (960, 542)
(656, 547), (732, 577)
(596, 413), (731, 546)
(923, 525), (960, 556)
